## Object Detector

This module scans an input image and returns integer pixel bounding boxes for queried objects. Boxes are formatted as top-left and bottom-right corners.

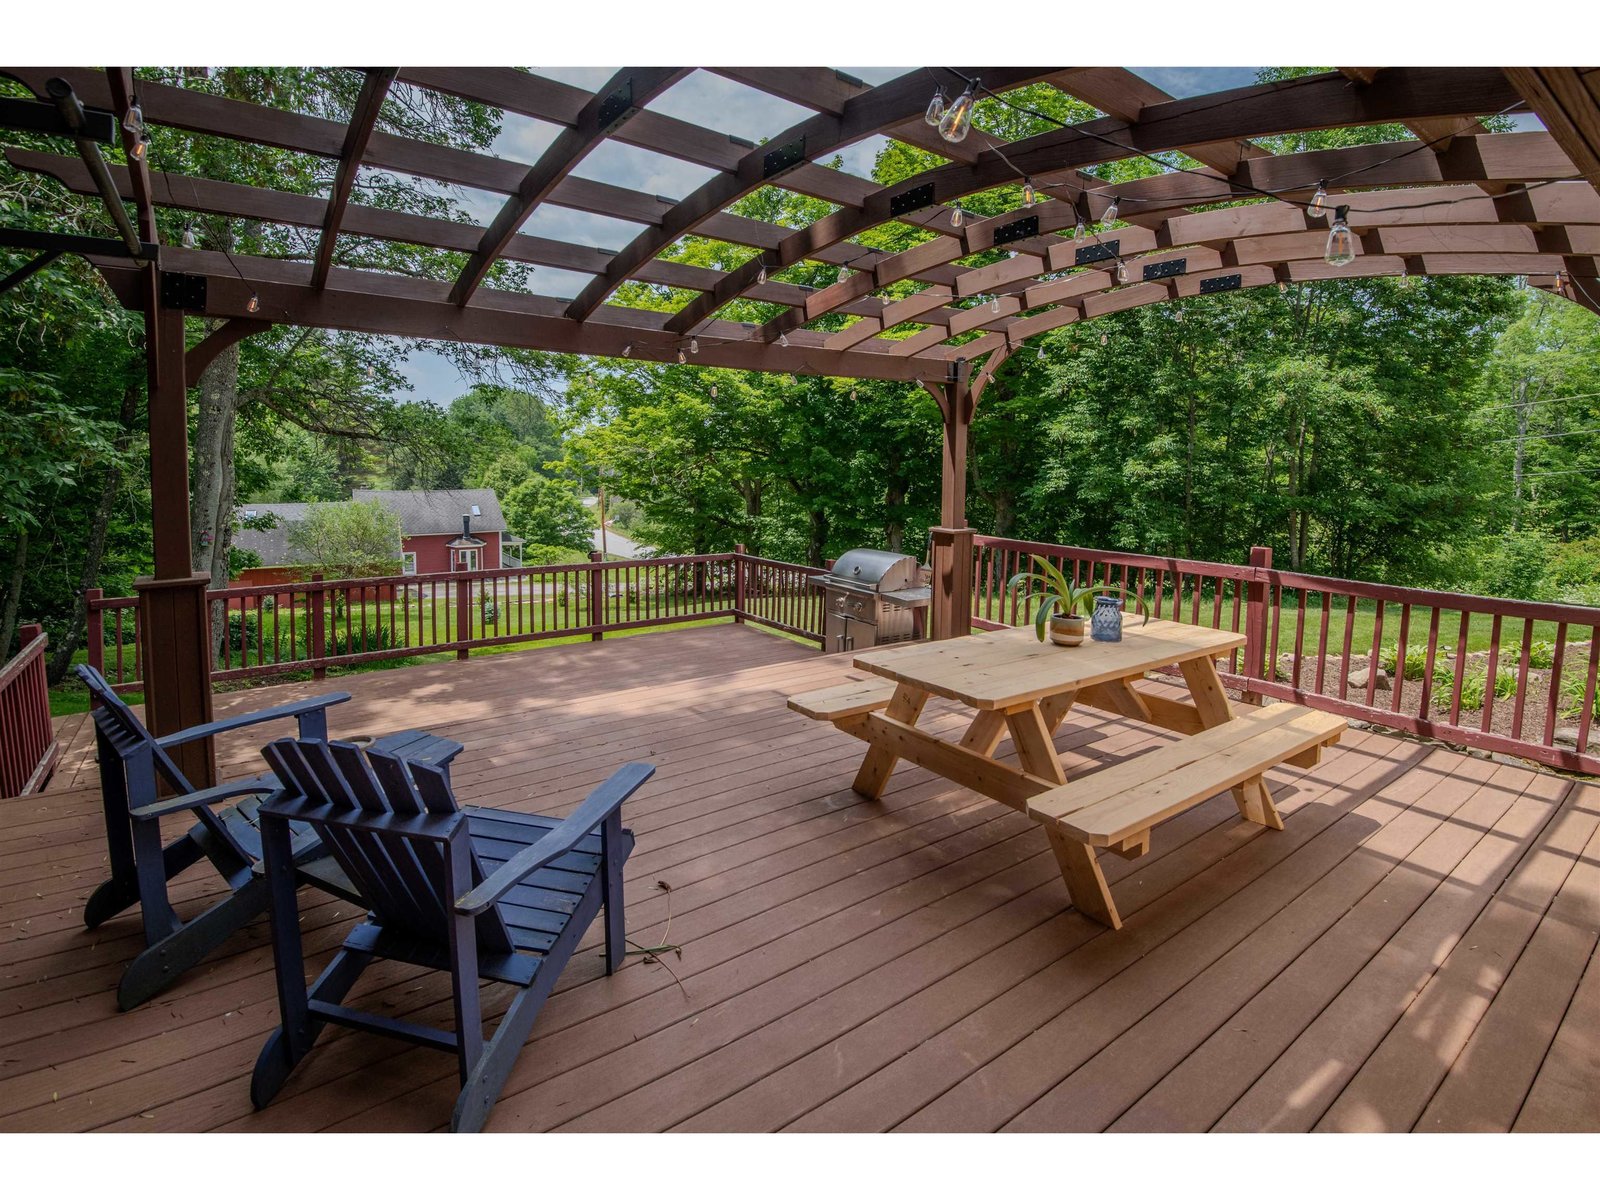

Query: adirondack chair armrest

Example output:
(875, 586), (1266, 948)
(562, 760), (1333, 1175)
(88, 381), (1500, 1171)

(129, 777), (281, 820)
(155, 692), (353, 748)
(454, 761), (655, 917)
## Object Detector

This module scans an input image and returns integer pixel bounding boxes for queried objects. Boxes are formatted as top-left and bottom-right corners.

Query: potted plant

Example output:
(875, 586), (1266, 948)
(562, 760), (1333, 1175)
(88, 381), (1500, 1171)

(1007, 555), (1149, 646)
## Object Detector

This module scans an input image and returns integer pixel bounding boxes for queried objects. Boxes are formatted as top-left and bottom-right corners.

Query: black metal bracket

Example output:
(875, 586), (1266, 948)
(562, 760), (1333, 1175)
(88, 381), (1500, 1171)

(1199, 273), (1243, 295)
(596, 79), (635, 133)
(992, 215), (1039, 247)
(1075, 240), (1119, 266)
(1143, 258), (1187, 281)
(160, 271), (208, 312)
(0, 94), (117, 143)
(762, 137), (807, 179)
(889, 183), (935, 218)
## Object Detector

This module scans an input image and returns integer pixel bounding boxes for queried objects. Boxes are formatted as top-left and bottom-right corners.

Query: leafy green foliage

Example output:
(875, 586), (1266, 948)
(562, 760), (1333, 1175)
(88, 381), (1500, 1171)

(501, 477), (592, 553)
(284, 500), (404, 579)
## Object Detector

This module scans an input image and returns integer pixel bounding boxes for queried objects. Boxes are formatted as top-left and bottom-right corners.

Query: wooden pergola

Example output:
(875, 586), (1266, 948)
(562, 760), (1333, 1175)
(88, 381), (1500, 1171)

(3, 64), (1599, 783)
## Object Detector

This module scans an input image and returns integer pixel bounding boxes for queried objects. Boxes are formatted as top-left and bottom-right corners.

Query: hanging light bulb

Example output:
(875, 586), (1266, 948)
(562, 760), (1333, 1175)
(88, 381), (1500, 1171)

(938, 79), (977, 144)
(1103, 196), (1120, 224)
(756, 262), (767, 285)
(1100, 332), (1108, 346)
(1074, 219), (1086, 242)
(122, 98), (145, 137)
(950, 205), (963, 229)
(836, 264), (849, 284)
(1022, 180), (1037, 208)
(850, 388), (858, 401)
(1324, 205), (1356, 267)
(1036, 345), (1044, 362)
(689, 336), (699, 355)
(924, 88), (946, 127)
(1308, 180), (1328, 220)
(778, 332), (789, 348)
(622, 343), (632, 358)
(365, 364), (375, 379)
(1115, 259), (1130, 285)
(1278, 280), (1287, 295)
(989, 294), (1001, 314)
(132, 131), (150, 160)
(246, 292), (260, 314)
(181, 223), (197, 249)
(677, 348), (686, 364)
(710, 384), (718, 398)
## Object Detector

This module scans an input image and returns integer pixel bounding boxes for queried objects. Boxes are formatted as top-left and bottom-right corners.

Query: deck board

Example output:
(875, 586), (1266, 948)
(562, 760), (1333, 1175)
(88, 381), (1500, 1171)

(3, 623), (1596, 1133)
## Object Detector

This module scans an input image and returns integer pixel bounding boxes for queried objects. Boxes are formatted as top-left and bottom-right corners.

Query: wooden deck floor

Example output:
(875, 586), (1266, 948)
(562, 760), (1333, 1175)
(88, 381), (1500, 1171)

(4, 623), (1597, 1133)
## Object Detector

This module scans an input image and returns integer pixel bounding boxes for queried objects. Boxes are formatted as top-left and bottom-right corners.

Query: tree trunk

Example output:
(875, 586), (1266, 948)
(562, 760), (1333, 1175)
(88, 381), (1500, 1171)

(1511, 372), (1531, 522)
(806, 508), (829, 567)
(49, 377), (141, 683)
(0, 527), (28, 660)
(884, 482), (906, 551)
(191, 334), (242, 660)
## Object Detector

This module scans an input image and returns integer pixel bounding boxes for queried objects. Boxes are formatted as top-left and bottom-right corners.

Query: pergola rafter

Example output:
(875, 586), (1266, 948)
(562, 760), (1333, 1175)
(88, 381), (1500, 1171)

(3, 63), (1599, 771)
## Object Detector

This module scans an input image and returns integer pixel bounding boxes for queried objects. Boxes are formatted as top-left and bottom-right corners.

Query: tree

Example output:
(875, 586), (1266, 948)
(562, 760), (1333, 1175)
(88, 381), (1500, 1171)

(284, 500), (403, 580)
(501, 477), (593, 553)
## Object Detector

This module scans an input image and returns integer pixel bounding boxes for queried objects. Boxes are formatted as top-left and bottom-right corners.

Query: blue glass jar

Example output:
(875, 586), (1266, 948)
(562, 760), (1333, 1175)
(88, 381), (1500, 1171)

(1090, 594), (1124, 642)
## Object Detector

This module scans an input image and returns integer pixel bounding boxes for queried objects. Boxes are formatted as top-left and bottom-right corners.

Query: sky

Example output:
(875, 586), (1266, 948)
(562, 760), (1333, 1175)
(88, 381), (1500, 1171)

(394, 66), (1266, 405)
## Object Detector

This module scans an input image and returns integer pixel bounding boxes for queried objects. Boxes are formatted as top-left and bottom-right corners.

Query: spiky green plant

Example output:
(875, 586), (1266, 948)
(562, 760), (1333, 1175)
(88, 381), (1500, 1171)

(1007, 554), (1149, 643)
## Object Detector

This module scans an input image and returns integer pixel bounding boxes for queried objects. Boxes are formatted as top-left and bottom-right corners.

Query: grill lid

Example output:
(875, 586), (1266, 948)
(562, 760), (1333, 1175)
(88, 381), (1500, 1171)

(824, 548), (920, 592)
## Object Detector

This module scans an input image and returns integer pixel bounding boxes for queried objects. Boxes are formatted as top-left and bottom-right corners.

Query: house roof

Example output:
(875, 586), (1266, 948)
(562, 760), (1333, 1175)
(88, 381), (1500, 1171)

(232, 502), (312, 567)
(352, 488), (506, 537)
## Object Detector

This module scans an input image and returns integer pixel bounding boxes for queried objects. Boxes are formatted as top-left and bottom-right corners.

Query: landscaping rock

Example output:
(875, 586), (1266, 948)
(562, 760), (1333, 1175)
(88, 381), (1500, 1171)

(1348, 666), (1390, 691)
(1554, 726), (1581, 748)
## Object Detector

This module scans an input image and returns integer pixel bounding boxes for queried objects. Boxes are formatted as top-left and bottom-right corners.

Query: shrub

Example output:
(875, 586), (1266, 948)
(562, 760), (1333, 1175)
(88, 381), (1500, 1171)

(1527, 640), (1557, 670)
(1456, 671), (1487, 711)
(1493, 670), (1519, 700)
(1379, 643), (1430, 681)
(1559, 672), (1599, 721)
(328, 623), (398, 657)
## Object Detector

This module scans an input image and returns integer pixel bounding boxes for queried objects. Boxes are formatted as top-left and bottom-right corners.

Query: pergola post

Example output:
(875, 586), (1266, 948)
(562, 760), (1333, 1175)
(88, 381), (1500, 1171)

(135, 266), (216, 786)
(927, 363), (976, 641)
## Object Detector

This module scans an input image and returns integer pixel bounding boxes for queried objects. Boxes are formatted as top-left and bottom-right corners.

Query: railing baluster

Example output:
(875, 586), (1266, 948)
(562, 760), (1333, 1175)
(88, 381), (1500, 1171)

(1481, 614), (1503, 734)
(1391, 603), (1412, 714)
(1543, 622), (1568, 747)
(1366, 600), (1386, 709)
(1510, 618), (1535, 740)
(1448, 611), (1470, 726)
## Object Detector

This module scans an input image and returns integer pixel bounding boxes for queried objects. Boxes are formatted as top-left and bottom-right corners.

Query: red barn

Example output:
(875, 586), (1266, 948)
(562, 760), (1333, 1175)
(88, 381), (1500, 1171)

(232, 488), (517, 585)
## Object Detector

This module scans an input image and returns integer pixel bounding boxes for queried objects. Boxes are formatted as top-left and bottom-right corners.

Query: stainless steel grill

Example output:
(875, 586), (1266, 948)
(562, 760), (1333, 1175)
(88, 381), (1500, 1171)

(814, 548), (931, 653)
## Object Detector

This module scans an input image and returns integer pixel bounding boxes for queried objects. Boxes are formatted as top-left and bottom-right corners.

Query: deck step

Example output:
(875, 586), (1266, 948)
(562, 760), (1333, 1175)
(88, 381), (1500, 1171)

(787, 678), (899, 721)
(1027, 704), (1346, 847)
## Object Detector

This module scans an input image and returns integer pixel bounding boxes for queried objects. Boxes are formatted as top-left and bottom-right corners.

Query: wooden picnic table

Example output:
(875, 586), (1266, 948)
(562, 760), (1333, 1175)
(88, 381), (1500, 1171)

(789, 619), (1344, 929)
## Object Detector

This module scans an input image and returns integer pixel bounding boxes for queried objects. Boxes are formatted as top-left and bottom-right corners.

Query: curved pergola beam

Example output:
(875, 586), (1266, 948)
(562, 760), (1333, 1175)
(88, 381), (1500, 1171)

(565, 67), (1060, 323)
(448, 68), (687, 306)
(761, 132), (1586, 345)
(670, 67), (1523, 339)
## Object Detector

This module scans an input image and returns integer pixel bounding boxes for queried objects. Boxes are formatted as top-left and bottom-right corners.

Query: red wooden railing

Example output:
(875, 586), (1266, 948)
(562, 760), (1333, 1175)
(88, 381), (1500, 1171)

(973, 535), (1600, 776)
(1, 624), (60, 798)
(85, 551), (826, 693)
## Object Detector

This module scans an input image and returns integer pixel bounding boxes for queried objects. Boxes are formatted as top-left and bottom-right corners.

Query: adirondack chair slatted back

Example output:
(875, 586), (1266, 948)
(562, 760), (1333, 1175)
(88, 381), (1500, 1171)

(76, 664), (196, 794)
(261, 738), (514, 954)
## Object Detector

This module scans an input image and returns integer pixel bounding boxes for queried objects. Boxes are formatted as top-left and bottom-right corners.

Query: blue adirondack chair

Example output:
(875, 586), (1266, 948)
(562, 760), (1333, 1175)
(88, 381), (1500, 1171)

(250, 733), (653, 1133)
(74, 665), (361, 1009)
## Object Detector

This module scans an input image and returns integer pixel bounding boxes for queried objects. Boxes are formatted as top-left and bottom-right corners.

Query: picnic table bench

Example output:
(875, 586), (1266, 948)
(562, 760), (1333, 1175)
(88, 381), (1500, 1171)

(789, 620), (1344, 930)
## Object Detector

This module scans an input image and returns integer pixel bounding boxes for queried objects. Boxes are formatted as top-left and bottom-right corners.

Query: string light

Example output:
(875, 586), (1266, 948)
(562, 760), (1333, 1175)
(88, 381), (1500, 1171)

(1115, 259), (1130, 285)
(850, 388), (858, 401)
(1102, 196), (1120, 224)
(132, 131), (150, 160)
(1074, 219), (1086, 242)
(836, 265), (849, 284)
(710, 384), (718, 398)
(950, 205), (964, 229)
(1278, 281), (1288, 294)
(778, 332), (789, 348)
(622, 343), (632, 358)
(1324, 205), (1356, 266)
(1022, 180), (1037, 208)
(677, 348), (686, 364)
(1036, 345), (1044, 361)
(924, 88), (946, 127)
(181, 223), (197, 249)
(689, 337), (699, 354)
(756, 263), (767, 285)
(121, 97), (145, 138)
(989, 294), (1001, 313)
(246, 292), (260, 314)
(1308, 180), (1329, 220)
(938, 78), (977, 143)
(1100, 332), (1108, 346)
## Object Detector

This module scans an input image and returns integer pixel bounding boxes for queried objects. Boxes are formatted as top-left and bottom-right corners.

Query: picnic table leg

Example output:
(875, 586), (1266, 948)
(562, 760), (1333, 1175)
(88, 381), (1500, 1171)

(1005, 703), (1121, 930)
(1039, 688), (1080, 735)
(958, 709), (1008, 755)
(1177, 656), (1285, 831)
(850, 683), (929, 799)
